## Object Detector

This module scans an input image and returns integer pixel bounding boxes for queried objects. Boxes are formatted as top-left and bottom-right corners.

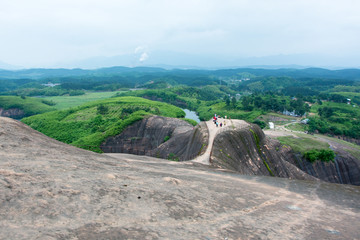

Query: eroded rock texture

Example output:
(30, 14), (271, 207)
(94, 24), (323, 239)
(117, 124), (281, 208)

(101, 116), (208, 161)
(1, 116), (360, 239)
(287, 151), (360, 185)
(0, 107), (24, 119)
(210, 124), (315, 181)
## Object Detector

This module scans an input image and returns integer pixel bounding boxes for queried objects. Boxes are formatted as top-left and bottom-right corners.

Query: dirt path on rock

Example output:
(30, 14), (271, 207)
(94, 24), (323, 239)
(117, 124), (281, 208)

(191, 118), (249, 165)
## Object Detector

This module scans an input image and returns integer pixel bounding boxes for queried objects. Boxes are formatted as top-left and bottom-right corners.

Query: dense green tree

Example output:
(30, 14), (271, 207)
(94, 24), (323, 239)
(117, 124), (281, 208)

(231, 96), (237, 108)
(253, 119), (266, 129)
(97, 104), (109, 115)
(318, 107), (334, 118)
(224, 95), (230, 106)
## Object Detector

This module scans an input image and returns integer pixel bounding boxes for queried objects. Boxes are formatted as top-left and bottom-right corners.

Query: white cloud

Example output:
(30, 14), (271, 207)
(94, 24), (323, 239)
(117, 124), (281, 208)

(134, 46), (145, 54)
(139, 52), (149, 62)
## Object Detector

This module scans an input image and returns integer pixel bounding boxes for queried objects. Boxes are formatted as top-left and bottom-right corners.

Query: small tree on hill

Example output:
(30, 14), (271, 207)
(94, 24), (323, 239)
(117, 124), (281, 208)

(231, 97), (237, 108)
(97, 104), (109, 115)
(224, 95), (230, 106)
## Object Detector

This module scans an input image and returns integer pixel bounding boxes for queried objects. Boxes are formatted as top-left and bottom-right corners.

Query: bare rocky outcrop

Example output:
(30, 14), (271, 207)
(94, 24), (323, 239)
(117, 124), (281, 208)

(210, 124), (315, 181)
(284, 148), (360, 185)
(210, 123), (360, 186)
(100, 116), (208, 161)
(1, 116), (360, 239)
(0, 107), (24, 119)
(101, 116), (360, 185)
(264, 130), (360, 186)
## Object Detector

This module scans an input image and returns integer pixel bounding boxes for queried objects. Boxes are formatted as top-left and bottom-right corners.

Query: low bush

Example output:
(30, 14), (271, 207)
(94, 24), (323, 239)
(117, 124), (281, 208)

(253, 119), (266, 129)
(304, 149), (335, 163)
(183, 118), (198, 126)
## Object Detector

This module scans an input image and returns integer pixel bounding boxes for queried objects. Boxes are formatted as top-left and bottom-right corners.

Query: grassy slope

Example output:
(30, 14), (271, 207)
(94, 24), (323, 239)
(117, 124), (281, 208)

(0, 96), (55, 116)
(277, 135), (330, 154)
(276, 132), (360, 160)
(319, 134), (360, 159)
(22, 96), (185, 152)
(43, 91), (122, 110)
(285, 123), (307, 132)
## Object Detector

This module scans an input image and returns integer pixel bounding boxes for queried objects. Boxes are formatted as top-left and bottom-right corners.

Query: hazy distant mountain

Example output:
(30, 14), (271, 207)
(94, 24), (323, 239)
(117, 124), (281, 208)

(51, 51), (360, 70)
(0, 61), (22, 70)
(0, 65), (359, 80)
(0, 66), (170, 79)
(59, 51), (228, 70)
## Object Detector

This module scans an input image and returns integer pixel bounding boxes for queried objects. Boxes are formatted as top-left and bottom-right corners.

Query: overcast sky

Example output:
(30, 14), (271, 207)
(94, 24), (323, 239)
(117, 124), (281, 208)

(1, 0), (360, 68)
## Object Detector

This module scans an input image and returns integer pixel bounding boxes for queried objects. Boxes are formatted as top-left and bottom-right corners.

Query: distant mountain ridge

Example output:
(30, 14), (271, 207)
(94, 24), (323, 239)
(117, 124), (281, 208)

(0, 66), (168, 79)
(0, 66), (359, 80)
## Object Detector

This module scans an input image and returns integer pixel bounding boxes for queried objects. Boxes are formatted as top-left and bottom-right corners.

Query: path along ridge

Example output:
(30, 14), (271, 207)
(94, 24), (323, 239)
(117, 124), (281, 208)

(191, 118), (250, 165)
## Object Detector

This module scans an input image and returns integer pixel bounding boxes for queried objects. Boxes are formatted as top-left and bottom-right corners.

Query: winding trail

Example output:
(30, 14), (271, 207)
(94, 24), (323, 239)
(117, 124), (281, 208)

(191, 118), (249, 165)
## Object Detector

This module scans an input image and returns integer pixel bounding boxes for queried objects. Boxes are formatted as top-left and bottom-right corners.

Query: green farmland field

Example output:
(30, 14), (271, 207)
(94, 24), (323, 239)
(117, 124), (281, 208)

(43, 91), (122, 110)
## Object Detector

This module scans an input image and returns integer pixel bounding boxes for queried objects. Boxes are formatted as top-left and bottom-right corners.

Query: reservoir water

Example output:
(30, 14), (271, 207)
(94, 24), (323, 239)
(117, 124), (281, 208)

(183, 109), (200, 123)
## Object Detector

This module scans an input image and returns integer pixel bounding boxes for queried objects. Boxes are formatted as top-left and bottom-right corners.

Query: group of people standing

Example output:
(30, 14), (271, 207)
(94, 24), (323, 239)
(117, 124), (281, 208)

(213, 114), (227, 127)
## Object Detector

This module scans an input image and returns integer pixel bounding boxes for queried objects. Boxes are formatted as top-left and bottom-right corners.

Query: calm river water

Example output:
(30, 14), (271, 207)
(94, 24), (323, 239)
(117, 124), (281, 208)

(183, 109), (200, 123)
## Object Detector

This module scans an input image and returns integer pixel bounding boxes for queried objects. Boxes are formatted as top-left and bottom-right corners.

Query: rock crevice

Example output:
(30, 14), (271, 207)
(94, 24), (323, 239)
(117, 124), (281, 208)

(0, 108), (24, 119)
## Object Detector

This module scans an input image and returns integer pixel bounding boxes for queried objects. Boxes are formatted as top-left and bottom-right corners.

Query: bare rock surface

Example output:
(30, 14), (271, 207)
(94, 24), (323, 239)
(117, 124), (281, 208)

(1, 117), (360, 239)
(211, 123), (316, 181)
(0, 107), (24, 119)
(288, 150), (360, 185)
(100, 116), (208, 161)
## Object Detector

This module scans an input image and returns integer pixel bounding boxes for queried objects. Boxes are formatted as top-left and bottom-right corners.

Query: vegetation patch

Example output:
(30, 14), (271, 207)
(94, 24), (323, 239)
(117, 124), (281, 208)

(183, 118), (198, 126)
(43, 91), (122, 110)
(0, 96), (55, 117)
(285, 123), (307, 132)
(163, 136), (170, 142)
(303, 149), (335, 163)
(22, 96), (185, 152)
(277, 135), (336, 163)
(252, 119), (266, 129)
(197, 102), (262, 121)
(167, 153), (179, 162)
(277, 135), (330, 154)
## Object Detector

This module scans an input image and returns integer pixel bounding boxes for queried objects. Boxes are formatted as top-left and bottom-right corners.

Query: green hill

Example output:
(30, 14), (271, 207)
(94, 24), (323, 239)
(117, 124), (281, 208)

(0, 96), (56, 117)
(22, 96), (185, 152)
